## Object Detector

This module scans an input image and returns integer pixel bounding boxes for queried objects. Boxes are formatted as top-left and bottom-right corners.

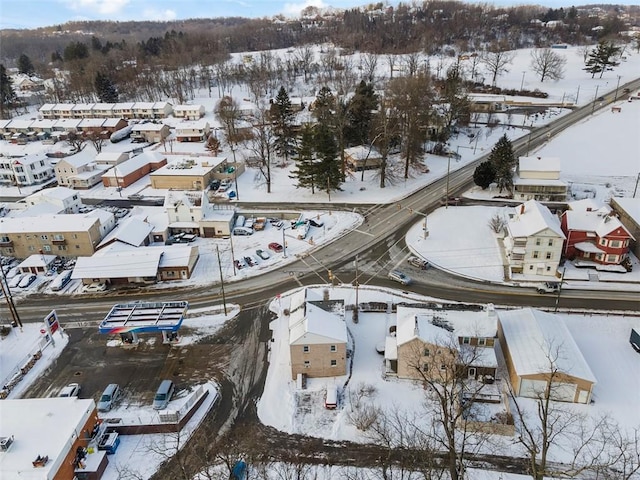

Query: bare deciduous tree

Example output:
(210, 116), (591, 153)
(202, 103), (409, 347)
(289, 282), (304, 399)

(294, 45), (314, 83)
(66, 131), (86, 153)
(248, 102), (276, 193)
(215, 95), (242, 163)
(481, 44), (515, 85)
(488, 212), (506, 233)
(361, 52), (378, 83)
(530, 48), (567, 82)
(86, 131), (105, 153)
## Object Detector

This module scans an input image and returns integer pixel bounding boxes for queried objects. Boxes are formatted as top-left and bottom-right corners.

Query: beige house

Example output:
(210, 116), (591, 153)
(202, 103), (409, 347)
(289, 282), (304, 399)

(388, 305), (498, 385)
(150, 156), (228, 191)
(131, 123), (170, 143)
(0, 214), (103, 259)
(513, 156), (568, 202)
(176, 120), (210, 142)
(504, 200), (565, 277)
(95, 151), (129, 166)
(288, 289), (348, 380)
(173, 104), (205, 120)
(55, 157), (107, 189)
(344, 145), (382, 171)
(498, 308), (596, 404)
(164, 190), (234, 237)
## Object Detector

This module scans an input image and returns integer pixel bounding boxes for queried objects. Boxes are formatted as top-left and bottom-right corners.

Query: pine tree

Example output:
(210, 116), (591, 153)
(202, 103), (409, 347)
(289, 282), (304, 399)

(473, 161), (497, 189)
(314, 123), (342, 198)
(17, 54), (35, 75)
(346, 80), (378, 145)
(488, 134), (516, 195)
(313, 86), (335, 124)
(0, 64), (17, 119)
(272, 86), (297, 167)
(583, 41), (622, 79)
(94, 72), (118, 103)
(290, 124), (317, 193)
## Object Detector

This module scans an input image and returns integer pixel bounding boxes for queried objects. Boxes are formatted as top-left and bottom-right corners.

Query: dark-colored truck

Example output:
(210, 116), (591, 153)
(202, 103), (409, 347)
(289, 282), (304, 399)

(630, 328), (640, 353)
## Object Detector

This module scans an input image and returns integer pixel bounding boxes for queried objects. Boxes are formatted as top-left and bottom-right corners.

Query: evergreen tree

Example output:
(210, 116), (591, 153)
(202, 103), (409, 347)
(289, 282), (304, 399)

(289, 124), (317, 193)
(488, 134), (516, 195)
(17, 54), (35, 75)
(583, 41), (621, 79)
(473, 161), (497, 189)
(314, 123), (342, 198)
(0, 64), (17, 119)
(272, 86), (297, 167)
(313, 86), (335, 124)
(94, 72), (119, 103)
(346, 80), (378, 145)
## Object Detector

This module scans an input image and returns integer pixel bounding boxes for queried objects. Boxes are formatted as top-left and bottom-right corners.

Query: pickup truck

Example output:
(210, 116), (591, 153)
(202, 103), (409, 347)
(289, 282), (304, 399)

(536, 281), (561, 294)
(253, 217), (266, 231)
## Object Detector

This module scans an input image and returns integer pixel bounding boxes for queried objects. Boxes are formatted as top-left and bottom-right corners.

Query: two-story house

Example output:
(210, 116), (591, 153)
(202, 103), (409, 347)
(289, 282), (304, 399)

(101, 151), (167, 189)
(164, 190), (234, 238)
(130, 123), (170, 143)
(150, 156), (227, 190)
(173, 104), (205, 120)
(288, 288), (348, 380)
(23, 186), (82, 214)
(55, 157), (108, 189)
(561, 199), (634, 268)
(176, 120), (210, 142)
(513, 156), (567, 202)
(0, 155), (54, 187)
(504, 200), (565, 277)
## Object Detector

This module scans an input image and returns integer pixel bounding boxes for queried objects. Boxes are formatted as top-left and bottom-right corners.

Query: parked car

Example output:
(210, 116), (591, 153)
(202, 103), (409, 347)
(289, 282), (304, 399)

(308, 218), (324, 228)
(630, 328), (640, 353)
(388, 270), (411, 285)
(18, 274), (37, 288)
(268, 242), (283, 253)
(244, 256), (256, 267)
(82, 282), (107, 293)
(50, 270), (72, 291)
(234, 259), (244, 270)
(407, 256), (429, 269)
(59, 383), (81, 397)
(256, 249), (270, 260)
(98, 383), (121, 412)
(8, 273), (25, 288)
(152, 380), (175, 410)
(5, 266), (20, 279)
(233, 226), (253, 236)
(536, 281), (561, 294)
(209, 179), (220, 191)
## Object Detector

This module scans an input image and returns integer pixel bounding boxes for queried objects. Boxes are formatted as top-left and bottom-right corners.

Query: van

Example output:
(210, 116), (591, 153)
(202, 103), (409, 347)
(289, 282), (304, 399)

(324, 384), (338, 409)
(234, 215), (246, 228)
(233, 226), (253, 236)
(388, 270), (411, 285)
(153, 380), (175, 410)
(97, 383), (121, 412)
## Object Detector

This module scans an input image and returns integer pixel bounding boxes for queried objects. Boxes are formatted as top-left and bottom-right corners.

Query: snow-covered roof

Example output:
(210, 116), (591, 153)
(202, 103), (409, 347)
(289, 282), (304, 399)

(344, 145), (381, 160)
(131, 123), (168, 132)
(513, 177), (567, 187)
(95, 151), (128, 162)
(53, 118), (81, 128)
(30, 119), (57, 129)
(176, 119), (210, 130)
(507, 200), (565, 239)
(93, 103), (115, 111)
(573, 241), (605, 254)
(8, 119), (34, 129)
(173, 104), (204, 112)
(9, 202), (61, 217)
(564, 208), (633, 239)
(95, 242), (196, 268)
(113, 102), (135, 109)
(18, 254), (57, 268)
(498, 308), (596, 383)
(595, 215), (633, 239)
(152, 157), (225, 176)
(72, 248), (162, 279)
(396, 305), (497, 339)
(396, 309), (454, 347)
(567, 198), (606, 213)
(0, 119), (11, 129)
(97, 217), (153, 248)
(72, 103), (95, 111)
(0, 398), (96, 479)
(102, 118), (125, 127)
(611, 197), (640, 224)
(39, 103), (56, 111)
(0, 214), (98, 234)
(102, 152), (165, 178)
(289, 289), (347, 345)
(78, 118), (106, 128)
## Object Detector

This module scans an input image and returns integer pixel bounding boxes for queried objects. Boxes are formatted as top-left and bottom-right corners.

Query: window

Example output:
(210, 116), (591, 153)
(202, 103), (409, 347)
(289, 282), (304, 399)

(42, 245), (51, 252)
(303, 345), (309, 353)
(53, 234), (64, 241)
(440, 364), (447, 371)
(599, 238), (607, 246)
(610, 240), (621, 248)
(423, 348), (430, 357)
(548, 239), (553, 247)
(422, 363), (429, 371)
(330, 345), (337, 352)
(545, 252), (552, 259)
(57, 245), (67, 251)
(606, 254), (618, 263)
(535, 238), (541, 246)
(532, 251), (539, 259)
(478, 338), (486, 346)
(28, 245), (35, 252)
(40, 235), (48, 240)
(72, 234), (78, 239)
(75, 245), (80, 249)
(529, 265), (534, 270)
(0, 236), (9, 243)
(462, 337), (470, 345)
(546, 266), (551, 271)
(330, 359), (337, 367)
(304, 360), (310, 368)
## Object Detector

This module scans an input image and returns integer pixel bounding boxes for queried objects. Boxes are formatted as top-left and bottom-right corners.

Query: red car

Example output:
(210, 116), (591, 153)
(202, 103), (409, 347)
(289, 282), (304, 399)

(268, 242), (283, 253)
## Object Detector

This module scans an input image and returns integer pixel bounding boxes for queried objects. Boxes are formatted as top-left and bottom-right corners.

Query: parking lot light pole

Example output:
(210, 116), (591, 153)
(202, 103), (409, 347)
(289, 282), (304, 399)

(216, 245), (228, 315)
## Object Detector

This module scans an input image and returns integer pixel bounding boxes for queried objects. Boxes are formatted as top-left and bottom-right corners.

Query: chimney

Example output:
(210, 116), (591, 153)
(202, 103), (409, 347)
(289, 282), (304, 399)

(520, 204), (525, 215)
(486, 303), (496, 318)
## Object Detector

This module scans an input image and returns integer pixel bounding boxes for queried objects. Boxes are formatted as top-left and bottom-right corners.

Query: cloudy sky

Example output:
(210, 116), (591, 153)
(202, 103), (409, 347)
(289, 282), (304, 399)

(0, 0), (633, 30)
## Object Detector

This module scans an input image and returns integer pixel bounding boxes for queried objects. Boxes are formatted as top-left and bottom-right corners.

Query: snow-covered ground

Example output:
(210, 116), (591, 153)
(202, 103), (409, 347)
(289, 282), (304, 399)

(258, 286), (640, 465)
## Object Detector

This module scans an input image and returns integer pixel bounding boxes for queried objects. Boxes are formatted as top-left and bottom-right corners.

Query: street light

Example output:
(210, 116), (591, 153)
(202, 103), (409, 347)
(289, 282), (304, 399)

(520, 71), (526, 91)
(614, 75), (622, 101)
(591, 85), (600, 115)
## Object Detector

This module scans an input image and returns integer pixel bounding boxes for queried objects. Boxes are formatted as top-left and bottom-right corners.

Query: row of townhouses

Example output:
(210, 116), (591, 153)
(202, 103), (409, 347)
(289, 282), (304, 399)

(38, 102), (206, 120)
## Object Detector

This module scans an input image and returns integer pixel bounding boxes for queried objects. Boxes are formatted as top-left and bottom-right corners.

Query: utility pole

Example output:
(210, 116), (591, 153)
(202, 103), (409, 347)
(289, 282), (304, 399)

(0, 267), (22, 329)
(554, 266), (566, 313)
(591, 85), (600, 115)
(215, 245), (228, 315)
(353, 255), (359, 323)
(633, 172), (639, 198)
(445, 152), (451, 209)
(520, 71), (526, 91)
(614, 75), (622, 101)
(229, 234), (236, 276)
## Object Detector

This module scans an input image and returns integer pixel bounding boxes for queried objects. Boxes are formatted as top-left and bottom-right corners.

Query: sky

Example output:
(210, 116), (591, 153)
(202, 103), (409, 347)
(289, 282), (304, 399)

(0, 0), (635, 30)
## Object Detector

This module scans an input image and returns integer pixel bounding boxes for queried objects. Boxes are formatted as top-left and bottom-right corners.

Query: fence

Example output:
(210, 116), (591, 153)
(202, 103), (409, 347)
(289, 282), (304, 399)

(0, 334), (51, 399)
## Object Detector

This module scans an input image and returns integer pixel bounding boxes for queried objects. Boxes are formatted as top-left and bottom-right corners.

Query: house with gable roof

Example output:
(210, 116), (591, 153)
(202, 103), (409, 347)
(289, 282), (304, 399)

(504, 200), (565, 277)
(513, 156), (567, 202)
(288, 288), (348, 380)
(101, 151), (167, 189)
(498, 308), (596, 404)
(561, 199), (634, 269)
(24, 186), (82, 214)
(55, 156), (108, 189)
(387, 305), (498, 386)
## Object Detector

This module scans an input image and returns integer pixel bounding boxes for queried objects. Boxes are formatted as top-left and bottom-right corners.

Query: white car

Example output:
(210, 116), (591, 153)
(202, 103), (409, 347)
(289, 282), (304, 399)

(388, 270), (412, 285)
(59, 383), (81, 397)
(8, 273), (25, 288)
(82, 282), (107, 293)
(18, 274), (37, 288)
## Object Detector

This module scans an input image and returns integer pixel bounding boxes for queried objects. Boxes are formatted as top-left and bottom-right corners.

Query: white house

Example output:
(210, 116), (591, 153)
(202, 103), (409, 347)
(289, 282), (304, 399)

(24, 186), (82, 214)
(94, 151), (129, 166)
(504, 200), (565, 277)
(513, 156), (568, 202)
(175, 120), (210, 142)
(0, 155), (54, 187)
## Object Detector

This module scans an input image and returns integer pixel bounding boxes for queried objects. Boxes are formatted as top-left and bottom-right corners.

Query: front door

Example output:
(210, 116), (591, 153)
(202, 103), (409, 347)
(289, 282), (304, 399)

(468, 367), (476, 379)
